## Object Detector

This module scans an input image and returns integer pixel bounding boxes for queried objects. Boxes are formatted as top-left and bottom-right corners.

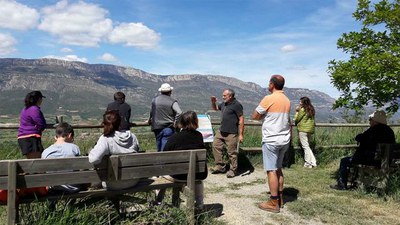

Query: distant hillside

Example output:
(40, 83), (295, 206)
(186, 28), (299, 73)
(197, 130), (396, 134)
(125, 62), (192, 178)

(0, 58), (341, 123)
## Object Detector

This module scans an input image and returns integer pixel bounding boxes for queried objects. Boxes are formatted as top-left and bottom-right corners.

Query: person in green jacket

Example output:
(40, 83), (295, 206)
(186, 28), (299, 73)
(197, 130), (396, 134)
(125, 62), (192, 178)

(294, 97), (316, 168)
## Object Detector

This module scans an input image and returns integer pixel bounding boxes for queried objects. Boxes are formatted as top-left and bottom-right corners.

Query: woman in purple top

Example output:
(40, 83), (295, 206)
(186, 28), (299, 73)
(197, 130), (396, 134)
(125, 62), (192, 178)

(17, 91), (47, 158)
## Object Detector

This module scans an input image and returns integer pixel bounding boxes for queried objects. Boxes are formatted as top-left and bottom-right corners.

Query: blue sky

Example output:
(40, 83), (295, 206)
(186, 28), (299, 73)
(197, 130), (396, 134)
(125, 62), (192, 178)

(0, 0), (364, 97)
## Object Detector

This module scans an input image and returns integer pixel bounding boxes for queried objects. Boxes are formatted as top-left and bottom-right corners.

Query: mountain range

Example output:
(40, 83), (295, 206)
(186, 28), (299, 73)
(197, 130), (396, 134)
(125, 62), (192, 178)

(0, 58), (341, 123)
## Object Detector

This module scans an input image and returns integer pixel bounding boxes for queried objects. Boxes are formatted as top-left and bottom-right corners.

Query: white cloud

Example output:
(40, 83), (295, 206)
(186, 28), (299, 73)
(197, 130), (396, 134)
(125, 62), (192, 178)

(281, 44), (297, 53)
(0, 0), (39, 30)
(108, 23), (160, 49)
(99, 53), (117, 62)
(38, 0), (113, 47)
(42, 54), (88, 63)
(0, 33), (17, 55)
(60, 47), (73, 53)
(286, 66), (307, 71)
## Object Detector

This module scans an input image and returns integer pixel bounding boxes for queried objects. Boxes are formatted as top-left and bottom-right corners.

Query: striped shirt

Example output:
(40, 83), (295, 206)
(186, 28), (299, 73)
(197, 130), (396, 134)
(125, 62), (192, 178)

(255, 90), (291, 145)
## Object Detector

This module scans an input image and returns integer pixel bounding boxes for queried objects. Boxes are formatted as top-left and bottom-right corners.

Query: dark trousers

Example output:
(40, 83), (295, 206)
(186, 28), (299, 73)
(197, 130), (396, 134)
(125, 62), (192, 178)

(338, 156), (353, 187)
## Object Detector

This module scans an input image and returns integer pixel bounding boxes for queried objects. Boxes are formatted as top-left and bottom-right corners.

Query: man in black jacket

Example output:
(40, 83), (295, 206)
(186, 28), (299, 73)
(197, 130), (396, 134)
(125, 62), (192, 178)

(106, 92), (131, 131)
(330, 110), (395, 190)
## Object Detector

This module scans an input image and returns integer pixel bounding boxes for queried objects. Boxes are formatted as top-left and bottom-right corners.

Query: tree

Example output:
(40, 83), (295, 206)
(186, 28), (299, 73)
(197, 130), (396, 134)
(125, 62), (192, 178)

(328, 0), (400, 113)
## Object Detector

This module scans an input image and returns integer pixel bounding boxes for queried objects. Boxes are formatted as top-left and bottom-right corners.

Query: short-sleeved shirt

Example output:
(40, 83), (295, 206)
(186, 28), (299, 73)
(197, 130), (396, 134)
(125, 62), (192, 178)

(255, 90), (291, 145)
(41, 142), (81, 159)
(218, 99), (243, 134)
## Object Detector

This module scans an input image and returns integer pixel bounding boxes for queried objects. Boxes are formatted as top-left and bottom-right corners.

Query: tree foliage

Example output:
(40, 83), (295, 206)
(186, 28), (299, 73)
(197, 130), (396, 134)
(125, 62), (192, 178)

(328, 0), (400, 113)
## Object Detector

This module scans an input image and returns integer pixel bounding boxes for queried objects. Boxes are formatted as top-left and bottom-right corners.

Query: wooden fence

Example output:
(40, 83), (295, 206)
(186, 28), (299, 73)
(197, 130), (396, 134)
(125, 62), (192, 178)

(1, 121), (399, 152)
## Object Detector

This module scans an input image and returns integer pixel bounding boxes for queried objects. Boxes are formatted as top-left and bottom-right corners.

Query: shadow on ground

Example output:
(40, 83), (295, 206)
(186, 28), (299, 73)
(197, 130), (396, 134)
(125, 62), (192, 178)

(282, 187), (299, 205)
(237, 151), (255, 176)
(197, 203), (224, 218)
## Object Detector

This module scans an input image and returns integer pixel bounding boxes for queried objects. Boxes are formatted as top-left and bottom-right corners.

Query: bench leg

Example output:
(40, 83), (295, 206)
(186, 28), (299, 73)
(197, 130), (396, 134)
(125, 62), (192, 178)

(110, 197), (122, 215)
(172, 187), (181, 207)
(7, 161), (17, 225)
(183, 186), (195, 225)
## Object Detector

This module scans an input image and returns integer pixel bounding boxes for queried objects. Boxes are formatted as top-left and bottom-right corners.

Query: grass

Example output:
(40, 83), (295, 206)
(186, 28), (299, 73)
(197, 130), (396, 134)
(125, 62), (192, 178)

(284, 162), (400, 225)
(1, 125), (400, 224)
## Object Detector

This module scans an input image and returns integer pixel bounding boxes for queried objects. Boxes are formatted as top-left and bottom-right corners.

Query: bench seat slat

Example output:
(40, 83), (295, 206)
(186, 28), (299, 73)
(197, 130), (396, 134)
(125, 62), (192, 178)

(1, 178), (185, 205)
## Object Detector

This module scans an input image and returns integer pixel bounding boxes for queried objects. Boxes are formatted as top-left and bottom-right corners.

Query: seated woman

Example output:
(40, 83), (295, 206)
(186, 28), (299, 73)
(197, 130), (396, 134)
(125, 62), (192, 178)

(88, 110), (140, 190)
(163, 111), (208, 208)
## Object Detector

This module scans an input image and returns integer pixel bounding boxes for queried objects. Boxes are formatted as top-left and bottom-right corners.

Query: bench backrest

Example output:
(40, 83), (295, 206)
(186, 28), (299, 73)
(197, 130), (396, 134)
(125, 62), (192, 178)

(0, 149), (207, 189)
(376, 143), (400, 169)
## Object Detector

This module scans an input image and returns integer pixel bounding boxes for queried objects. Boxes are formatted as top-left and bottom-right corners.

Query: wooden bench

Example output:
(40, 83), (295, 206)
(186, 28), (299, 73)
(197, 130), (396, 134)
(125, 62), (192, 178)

(0, 149), (207, 225)
(352, 143), (400, 193)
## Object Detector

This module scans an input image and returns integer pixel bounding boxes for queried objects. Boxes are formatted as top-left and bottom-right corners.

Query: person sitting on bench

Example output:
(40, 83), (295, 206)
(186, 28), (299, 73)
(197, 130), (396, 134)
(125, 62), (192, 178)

(330, 110), (395, 190)
(42, 122), (83, 194)
(162, 111), (208, 208)
(88, 110), (140, 190)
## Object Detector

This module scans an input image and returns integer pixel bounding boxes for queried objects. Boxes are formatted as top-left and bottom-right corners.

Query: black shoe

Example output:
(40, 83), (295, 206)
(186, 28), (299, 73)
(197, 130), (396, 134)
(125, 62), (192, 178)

(329, 184), (347, 190)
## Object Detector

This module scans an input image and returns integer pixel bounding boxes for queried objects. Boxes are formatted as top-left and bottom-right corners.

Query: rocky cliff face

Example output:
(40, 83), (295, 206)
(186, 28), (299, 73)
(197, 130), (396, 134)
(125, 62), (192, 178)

(0, 58), (341, 122)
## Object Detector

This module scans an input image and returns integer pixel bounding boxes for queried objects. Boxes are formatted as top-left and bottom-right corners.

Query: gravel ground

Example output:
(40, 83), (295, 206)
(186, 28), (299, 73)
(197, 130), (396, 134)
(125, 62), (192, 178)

(203, 167), (324, 225)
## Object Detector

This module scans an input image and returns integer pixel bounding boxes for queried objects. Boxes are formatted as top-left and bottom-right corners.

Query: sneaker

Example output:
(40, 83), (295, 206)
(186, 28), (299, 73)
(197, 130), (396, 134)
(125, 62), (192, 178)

(258, 199), (280, 213)
(226, 170), (236, 178)
(329, 184), (347, 190)
(304, 163), (316, 169)
(211, 165), (227, 174)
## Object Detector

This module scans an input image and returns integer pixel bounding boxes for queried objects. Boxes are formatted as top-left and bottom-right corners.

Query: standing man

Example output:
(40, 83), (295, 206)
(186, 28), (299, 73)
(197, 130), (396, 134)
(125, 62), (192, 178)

(252, 75), (291, 213)
(148, 83), (182, 152)
(107, 92), (131, 131)
(210, 88), (244, 178)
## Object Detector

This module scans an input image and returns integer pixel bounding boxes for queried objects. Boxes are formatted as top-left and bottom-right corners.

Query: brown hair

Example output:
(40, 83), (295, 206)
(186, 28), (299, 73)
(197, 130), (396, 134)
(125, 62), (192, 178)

(178, 111), (199, 131)
(55, 122), (74, 138)
(103, 110), (121, 136)
(300, 96), (315, 117)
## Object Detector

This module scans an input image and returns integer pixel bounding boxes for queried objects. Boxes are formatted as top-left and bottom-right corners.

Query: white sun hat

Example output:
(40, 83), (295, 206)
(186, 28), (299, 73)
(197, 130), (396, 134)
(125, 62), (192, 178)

(158, 83), (173, 92)
(368, 110), (387, 125)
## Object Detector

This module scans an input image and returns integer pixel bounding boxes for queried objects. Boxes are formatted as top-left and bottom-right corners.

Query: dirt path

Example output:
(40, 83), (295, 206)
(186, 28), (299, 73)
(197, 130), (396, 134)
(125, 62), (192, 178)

(203, 167), (323, 225)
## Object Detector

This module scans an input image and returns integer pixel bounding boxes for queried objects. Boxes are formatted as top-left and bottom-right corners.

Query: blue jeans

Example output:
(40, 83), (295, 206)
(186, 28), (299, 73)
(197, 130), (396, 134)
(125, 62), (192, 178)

(154, 127), (175, 152)
(338, 156), (353, 187)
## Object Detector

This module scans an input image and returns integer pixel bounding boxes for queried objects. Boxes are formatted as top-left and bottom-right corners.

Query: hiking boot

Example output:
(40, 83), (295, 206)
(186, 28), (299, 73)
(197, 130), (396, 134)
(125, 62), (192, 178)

(211, 165), (227, 174)
(258, 199), (280, 213)
(329, 184), (347, 190)
(226, 170), (236, 178)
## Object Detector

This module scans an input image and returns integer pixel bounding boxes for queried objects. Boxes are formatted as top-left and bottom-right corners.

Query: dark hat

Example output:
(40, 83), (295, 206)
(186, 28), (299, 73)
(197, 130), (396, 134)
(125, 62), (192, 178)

(29, 91), (46, 98)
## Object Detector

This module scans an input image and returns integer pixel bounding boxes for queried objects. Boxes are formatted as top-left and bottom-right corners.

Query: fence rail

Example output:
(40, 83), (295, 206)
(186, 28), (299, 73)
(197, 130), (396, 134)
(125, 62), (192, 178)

(1, 121), (400, 129)
(1, 121), (398, 152)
